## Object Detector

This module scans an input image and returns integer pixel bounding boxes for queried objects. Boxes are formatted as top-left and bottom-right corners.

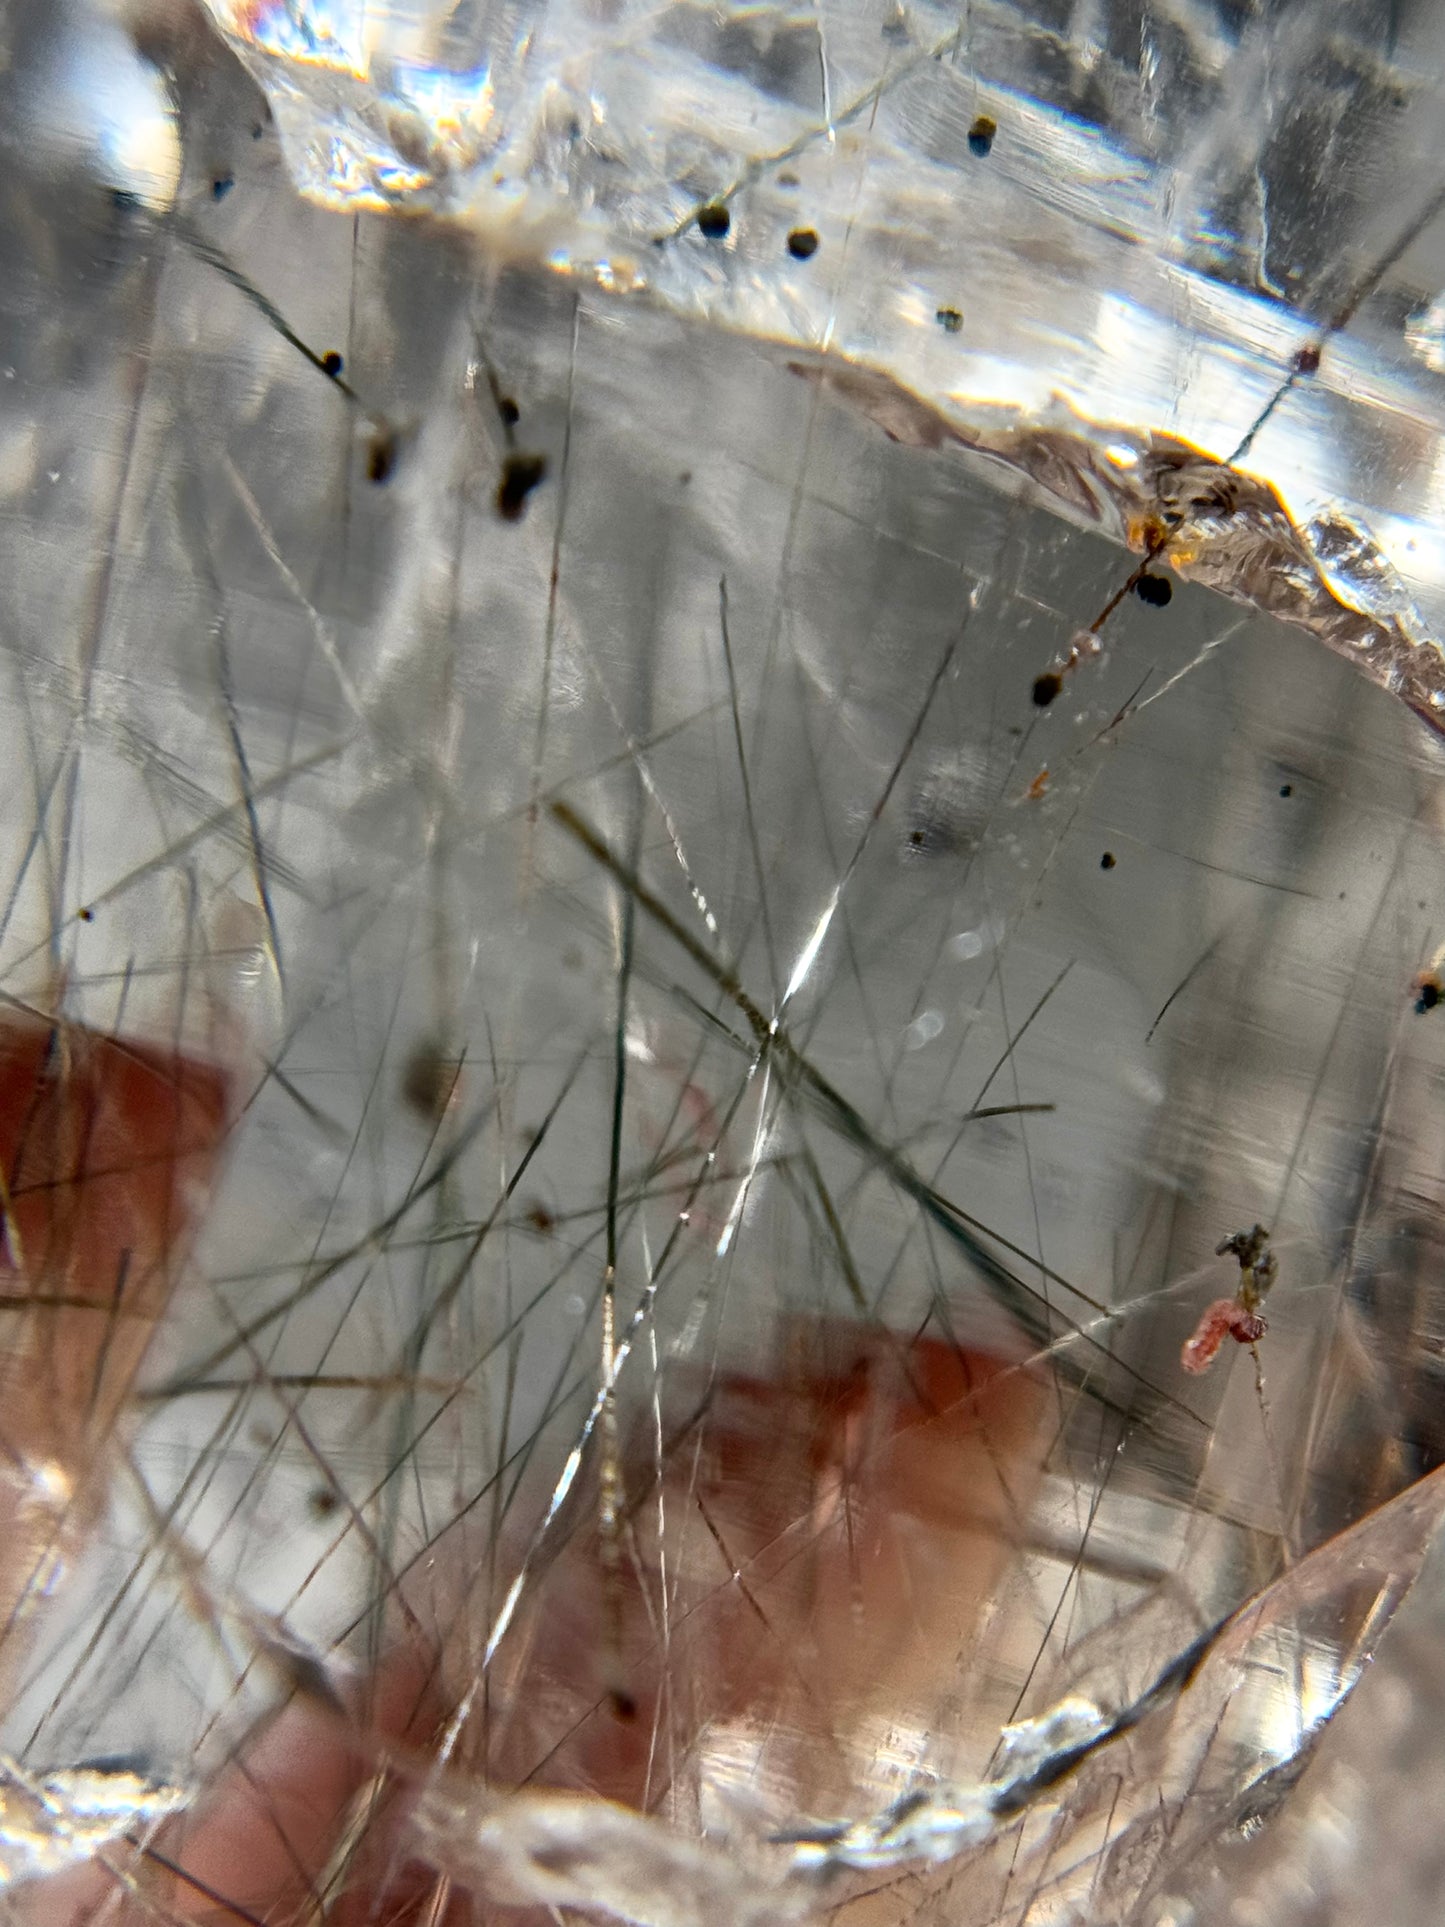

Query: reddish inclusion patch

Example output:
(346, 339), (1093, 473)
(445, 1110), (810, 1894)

(1181, 1296), (1267, 1374)
(476, 1318), (1051, 1817)
(0, 1014), (229, 1652)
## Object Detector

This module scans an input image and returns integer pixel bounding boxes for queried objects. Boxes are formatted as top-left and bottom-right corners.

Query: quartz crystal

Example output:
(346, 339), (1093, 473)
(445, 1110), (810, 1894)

(1, 2), (1445, 1923)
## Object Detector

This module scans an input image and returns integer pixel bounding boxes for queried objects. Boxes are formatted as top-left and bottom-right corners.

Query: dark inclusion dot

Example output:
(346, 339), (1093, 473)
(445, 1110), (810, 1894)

(967, 115), (997, 157)
(1417, 979), (1441, 1014)
(1100, 851), (1116, 870)
(905, 771), (992, 858)
(498, 396), (520, 427)
(1279, 783), (1293, 798)
(696, 202), (731, 239)
(366, 427), (397, 484)
(787, 227), (819, 260)
(936, 307), (963, 333)
(212, 175), (234, 201)
(1132, 572), (1173, 607)
(905, 797), (972, 859)
(1294, 343), (1322, 376)
(1032, 671), (1063, 707)
(403, 1042), (461, 1119)
(497, 451), (548, 520)
(321, 350), (344, 378)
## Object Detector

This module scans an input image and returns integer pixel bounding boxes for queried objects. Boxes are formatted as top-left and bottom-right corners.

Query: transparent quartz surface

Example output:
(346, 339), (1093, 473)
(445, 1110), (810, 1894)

(2, 4), (1445, 1926)
(197, 0), (1445, 727)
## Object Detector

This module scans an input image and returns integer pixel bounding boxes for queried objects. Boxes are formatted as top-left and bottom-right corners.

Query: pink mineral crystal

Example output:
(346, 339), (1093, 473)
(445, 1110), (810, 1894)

(1181, 1297), (1268, 1375)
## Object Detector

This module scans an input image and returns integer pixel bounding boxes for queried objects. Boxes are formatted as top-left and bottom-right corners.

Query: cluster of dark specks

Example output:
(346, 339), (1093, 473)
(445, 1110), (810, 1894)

(687, 112), (1011, 265)
(685, 112), (1008, 268)
(694, 201), (825, 266)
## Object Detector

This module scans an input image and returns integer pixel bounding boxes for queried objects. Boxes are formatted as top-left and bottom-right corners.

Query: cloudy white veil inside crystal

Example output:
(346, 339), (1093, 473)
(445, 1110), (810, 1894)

(3, 0), (1445, 1921)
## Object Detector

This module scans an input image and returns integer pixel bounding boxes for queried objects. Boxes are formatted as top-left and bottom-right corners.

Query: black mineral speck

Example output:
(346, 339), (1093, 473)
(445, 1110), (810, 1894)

(499, 396), (520, 427)
(1417, 978), (1441, 1014)
(905, 786), (978, 859)
(787, 227), (819, 260)
(1294, 344), (1322, 376)
(967, 115), (997, 157)
(497, 451), (548, 521)
(1279, 783), (1293, 798)
(936, 307), (963, 333)
(696, 202), (731, 240)
(403, 1042), (461, 1120)
(1100, 852), (1116, 870)
(366, 427), (397, 484)
(1133, 572), (1173, 607)
(1032, 671), (1063, 707)
(212, 175), (234, 201)
(321, 350), (344, 378)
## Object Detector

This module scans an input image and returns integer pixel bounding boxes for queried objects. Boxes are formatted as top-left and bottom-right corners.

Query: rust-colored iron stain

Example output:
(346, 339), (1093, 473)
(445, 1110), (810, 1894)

(0, 1014), (229, 1657)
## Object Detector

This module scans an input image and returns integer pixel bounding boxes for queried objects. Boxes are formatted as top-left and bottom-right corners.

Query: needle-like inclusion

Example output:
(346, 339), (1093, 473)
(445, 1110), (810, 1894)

(408, 1464), (1445, 1926)
(7, 1465), (1438, 1912)
(202, 0), (1445, 735)
(792, 363), (1445, 737)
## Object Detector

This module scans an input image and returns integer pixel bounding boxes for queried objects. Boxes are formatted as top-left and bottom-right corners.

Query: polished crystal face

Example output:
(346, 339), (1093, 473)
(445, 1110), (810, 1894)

(1, 3), (1445, 1924)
